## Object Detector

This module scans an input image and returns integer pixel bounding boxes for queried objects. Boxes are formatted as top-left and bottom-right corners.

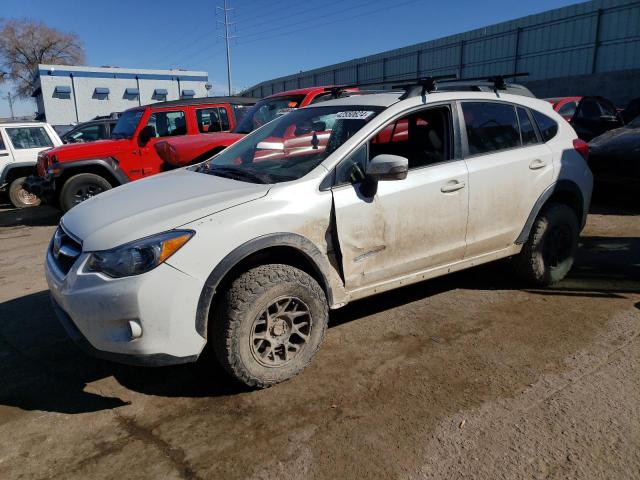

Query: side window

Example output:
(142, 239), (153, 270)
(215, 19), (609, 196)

(557, 101), (577, 118)
(0, 133), (6, 150)
(197, 107), (231, 133)
(598, 100), (617, 117)
(531, 110), (559, 142)
(309, 93), (333, 104)
(5, 127), (54, 149)
(517, 107), (538, 146)
(145, 110), (186, 137)
(462, 102), (520, 155)
(335, 144), (368, 185)
(67, 124), (107, 143)
(576, 98), (601, 119)
(369, 106), (451, 169)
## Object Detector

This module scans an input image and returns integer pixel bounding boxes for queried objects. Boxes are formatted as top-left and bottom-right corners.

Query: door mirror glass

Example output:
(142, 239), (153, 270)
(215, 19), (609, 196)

(138, 125), (156, 146)
(366, 154), (408, 181)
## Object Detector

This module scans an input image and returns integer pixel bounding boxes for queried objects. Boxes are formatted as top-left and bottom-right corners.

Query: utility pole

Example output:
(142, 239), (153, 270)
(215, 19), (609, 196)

(6, 92), (14, 120)
(217, 0), (235, 95)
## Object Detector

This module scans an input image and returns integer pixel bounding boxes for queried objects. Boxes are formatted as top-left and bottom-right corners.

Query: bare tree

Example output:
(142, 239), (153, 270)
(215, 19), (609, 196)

(0, 19), (85, 98)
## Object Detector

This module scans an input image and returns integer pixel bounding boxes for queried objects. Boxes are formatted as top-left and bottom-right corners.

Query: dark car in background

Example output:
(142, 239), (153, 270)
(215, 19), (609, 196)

(588, 114), (640, 193)
(60, 113), (120, 144)
(546, 96), (624, 142)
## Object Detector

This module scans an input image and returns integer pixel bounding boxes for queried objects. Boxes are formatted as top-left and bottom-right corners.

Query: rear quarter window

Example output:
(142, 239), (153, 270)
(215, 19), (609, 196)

(531, 110), (559, 142)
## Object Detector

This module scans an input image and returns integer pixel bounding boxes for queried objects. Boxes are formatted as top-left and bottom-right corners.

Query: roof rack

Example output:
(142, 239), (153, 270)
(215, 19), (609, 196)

(324, 72), (530, 100)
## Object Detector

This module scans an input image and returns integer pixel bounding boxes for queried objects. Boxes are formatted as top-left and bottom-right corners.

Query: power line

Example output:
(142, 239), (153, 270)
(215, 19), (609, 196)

(234, 0), (345, 32)
(236, 0), (424, 48)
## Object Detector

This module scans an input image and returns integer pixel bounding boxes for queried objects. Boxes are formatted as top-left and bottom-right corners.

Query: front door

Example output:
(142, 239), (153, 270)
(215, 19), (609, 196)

(135, 108), (188, 178)
(331, 105), (469, 290)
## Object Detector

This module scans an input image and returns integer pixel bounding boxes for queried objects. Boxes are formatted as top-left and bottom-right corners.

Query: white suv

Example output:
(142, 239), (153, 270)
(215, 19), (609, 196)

(0, 122), (62, 207)
(45, 85), (593, 387)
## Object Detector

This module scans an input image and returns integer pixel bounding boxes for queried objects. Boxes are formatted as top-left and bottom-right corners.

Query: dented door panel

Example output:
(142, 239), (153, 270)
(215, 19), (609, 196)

(332, 161), (469, 290)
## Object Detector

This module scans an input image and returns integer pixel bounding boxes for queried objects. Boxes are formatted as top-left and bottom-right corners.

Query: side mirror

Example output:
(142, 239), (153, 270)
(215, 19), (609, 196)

(138, 125), (156, 146)
(366, 154), (408, 182)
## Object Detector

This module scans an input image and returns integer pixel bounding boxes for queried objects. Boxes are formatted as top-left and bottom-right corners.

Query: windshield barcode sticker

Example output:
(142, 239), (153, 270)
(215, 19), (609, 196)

(335, 110), (374, 120)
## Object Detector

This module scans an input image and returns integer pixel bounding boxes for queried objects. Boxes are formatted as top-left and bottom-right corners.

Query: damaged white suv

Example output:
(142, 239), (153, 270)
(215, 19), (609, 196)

(46, 82), (593, 387)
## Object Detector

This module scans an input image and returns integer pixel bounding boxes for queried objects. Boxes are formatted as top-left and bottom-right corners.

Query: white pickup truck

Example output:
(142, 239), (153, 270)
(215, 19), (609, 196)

(0, 122), (62, 208)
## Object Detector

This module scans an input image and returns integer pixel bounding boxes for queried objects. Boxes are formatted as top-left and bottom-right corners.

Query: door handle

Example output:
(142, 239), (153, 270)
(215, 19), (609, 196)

(440, 180), (466, 193)
(0, 152), (8, 157)
(529, 159), (547, 170)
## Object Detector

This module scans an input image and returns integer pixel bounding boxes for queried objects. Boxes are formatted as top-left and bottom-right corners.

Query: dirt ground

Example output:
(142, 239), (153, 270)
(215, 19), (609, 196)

(0, 198), (638, 480)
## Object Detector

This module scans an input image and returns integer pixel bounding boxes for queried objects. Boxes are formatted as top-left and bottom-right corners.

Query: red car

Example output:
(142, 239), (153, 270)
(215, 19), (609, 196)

(546, 96), (624, 142)
(25, 96), (258, 211)
(155, 86), (358, 167)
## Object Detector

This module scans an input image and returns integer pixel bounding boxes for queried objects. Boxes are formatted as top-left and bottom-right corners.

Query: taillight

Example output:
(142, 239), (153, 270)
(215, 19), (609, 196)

(573, 138), (589, 162)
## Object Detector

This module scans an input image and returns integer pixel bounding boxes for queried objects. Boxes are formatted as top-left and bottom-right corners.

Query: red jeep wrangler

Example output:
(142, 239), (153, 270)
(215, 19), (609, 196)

(155, 86), (357, 167)
(26, 96), (258, 211)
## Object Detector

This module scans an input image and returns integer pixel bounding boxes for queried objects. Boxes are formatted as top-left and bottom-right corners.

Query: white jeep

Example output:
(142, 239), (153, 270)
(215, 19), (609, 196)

(45, 83), (593, 387)
(0, 122), (62, 207)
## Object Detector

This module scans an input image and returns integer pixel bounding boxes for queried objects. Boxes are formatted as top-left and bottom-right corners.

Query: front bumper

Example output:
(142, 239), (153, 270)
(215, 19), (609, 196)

(23, 175), (56, 203)
(45, 246), (207, 366)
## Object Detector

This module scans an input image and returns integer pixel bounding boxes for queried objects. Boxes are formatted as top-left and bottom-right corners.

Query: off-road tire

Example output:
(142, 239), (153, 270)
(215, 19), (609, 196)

(212, 264), (328, 388)
(8, 177), (41, 208)
(59, 173), (112, 212)
(513, 203), (579, 287)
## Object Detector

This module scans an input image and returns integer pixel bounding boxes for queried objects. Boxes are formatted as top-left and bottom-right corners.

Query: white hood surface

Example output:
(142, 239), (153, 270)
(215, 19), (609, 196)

(61, 169), (271, 251)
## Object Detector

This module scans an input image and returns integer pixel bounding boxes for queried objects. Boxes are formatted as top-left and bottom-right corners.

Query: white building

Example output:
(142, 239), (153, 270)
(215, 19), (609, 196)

(32, 64), (210, 127)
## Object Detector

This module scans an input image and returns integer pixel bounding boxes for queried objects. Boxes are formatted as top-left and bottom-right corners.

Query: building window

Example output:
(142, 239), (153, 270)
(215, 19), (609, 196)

(124, 87), (140, 100)
(181, 89), (195, 98)
(94, 87), (110, 100)
(153, 88), (168, 100)
(53, 85), (71, 99)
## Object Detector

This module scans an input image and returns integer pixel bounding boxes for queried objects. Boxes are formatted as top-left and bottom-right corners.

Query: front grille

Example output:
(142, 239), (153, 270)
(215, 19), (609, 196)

(51, 225), (82, 275)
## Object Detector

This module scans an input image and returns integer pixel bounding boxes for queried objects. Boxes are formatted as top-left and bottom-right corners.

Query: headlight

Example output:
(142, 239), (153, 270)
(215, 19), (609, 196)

(86, 230), (194, 278)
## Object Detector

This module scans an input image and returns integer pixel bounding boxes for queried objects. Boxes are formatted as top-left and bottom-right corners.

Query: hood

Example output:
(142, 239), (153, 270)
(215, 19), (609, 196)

(61, 168), (270, 251)
(49, 138), (131, 161)
(589, 126), (640, 157)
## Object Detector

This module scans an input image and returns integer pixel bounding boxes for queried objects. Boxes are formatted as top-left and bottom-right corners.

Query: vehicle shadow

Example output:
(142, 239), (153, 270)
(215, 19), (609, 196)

(0, 204), (61, 227)
(0, 229), (637, 415)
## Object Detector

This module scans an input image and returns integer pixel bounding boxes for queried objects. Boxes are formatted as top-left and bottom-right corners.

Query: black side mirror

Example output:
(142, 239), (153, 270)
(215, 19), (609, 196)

(366, 154), (409, 181)
(138, 125), (156, 146)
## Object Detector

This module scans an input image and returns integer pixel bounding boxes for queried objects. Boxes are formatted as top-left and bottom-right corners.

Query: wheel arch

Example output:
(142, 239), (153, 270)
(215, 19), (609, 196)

(2, 163), (37, 185)
(515, 180), (586, 245)
(56, 158), (129, 188)
(195, 233), (340, 338)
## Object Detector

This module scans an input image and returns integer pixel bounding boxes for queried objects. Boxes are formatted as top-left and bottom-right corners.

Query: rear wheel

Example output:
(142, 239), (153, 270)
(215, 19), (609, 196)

(59, 173), (112, 211)
(212, 264), (328, 388)
(8, 177), (41, 208)
(513, 203), (579, 286)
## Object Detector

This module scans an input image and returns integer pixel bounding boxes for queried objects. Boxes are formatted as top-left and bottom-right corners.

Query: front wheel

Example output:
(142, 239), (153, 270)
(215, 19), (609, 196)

(212, 264), (328, 388)
(8, 177), (41, 208)
(513, 203), (580, 286)
(59, 173), (112, 211)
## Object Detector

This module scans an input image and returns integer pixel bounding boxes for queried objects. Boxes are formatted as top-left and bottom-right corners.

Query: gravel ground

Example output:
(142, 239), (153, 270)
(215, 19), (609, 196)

(0, 199), (638, 480)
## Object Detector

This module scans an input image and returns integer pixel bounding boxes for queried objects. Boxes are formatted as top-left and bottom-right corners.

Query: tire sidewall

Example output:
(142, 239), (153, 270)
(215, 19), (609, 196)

(9, 177), (41, 208)
(60, 174), (112, 211)
(532, 205), (580, 284)
(233, 280), (327, 385)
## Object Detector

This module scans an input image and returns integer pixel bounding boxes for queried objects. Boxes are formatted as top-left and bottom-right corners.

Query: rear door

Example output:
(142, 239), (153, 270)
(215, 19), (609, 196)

(461, 101), (555, 258)
(332, 104), (469, 290)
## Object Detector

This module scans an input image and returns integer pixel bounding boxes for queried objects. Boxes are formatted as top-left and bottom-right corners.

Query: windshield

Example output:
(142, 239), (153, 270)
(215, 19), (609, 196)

(233, 95), (306, 134)
(111, 109), (144, 139)
(196, 105), (383, 184)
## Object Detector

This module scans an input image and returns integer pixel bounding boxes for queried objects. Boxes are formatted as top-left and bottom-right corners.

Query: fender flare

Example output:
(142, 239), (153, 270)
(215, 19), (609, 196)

(194, 233), (340, 338)
(0, 161), (37, 187)
(56, 157), (130, 185)
(515, 179), (586, 245)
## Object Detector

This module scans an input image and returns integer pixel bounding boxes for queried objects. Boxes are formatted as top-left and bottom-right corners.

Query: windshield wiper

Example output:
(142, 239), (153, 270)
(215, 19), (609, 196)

(208, 166), (268, 184)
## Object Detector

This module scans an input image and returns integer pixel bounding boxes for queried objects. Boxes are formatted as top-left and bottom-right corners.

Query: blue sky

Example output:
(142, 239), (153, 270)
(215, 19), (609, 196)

(0, 0), (580, 117)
